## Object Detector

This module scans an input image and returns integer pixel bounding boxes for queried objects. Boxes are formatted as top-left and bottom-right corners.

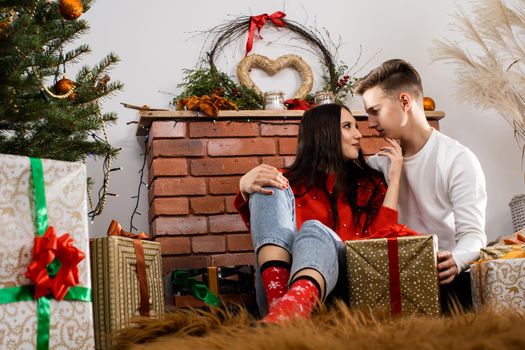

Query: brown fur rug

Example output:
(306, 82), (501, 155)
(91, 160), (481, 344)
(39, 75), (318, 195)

(110, 302), (525, 350)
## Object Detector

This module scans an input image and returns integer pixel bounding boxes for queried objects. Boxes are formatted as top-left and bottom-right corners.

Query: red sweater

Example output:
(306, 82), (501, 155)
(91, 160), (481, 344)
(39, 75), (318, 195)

(234, 174), (398, 242)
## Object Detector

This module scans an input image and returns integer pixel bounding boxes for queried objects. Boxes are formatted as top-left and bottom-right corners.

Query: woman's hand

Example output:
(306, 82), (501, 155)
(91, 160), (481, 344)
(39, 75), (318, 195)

(377, 138), (403, 184)
(377, 139), (403, 211)
(239, 164), (289, 200)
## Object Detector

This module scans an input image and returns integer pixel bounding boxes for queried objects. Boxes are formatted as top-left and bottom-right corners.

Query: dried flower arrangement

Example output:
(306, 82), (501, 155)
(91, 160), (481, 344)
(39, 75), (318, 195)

(433, 0), (525, 168)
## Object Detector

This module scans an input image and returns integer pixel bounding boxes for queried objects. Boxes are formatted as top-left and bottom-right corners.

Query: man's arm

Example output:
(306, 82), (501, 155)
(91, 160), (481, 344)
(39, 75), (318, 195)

(447, 150), (488, 273)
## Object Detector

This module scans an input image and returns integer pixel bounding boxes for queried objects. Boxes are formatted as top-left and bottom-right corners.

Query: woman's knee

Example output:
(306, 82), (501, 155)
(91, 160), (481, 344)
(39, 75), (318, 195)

(298, 220), (334, 242)
(249, 186), (294, 214)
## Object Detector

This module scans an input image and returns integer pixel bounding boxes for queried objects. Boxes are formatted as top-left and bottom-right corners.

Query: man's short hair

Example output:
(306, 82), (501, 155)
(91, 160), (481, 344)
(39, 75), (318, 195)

(355, 59), (423, 100)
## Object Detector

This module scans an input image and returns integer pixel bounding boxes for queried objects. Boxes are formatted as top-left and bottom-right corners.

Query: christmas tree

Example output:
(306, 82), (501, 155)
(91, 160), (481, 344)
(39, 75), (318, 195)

(0, 0), (122, 162)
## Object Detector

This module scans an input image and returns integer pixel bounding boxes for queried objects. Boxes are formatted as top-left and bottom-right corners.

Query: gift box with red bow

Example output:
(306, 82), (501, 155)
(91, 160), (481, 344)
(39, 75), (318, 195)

(0, 154), (94, 349)
(346, 225), (441, 317)
(90, 220), (164, 350)
(470, 232), (525, 311)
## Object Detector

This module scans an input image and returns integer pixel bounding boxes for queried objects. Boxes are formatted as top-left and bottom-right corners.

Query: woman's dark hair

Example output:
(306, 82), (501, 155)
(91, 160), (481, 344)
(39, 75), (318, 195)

(283, 103), (385, 232)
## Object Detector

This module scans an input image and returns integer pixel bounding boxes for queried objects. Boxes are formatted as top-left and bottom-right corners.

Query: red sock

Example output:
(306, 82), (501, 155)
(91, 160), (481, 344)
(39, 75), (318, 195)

(260, 260), (290, 310)
(262, 276), (320, 323)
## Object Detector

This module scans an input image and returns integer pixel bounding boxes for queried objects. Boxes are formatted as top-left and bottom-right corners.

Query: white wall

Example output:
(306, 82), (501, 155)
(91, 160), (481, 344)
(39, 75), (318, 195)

(81, 0), (524, 240)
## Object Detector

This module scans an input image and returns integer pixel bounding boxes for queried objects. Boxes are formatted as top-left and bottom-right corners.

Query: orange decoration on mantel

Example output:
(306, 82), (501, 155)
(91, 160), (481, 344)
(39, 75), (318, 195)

(423, 97), (436, 111)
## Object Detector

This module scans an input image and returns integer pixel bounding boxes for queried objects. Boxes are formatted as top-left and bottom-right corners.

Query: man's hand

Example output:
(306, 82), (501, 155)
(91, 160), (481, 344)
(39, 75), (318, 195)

(239, 164), (288, 200)
(376, 138), (403, 184)
(437, 251), (458, 285)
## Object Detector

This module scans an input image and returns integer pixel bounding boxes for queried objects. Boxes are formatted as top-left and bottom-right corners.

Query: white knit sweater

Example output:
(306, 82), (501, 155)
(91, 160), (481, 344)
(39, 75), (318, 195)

(367, 129), (487, 272)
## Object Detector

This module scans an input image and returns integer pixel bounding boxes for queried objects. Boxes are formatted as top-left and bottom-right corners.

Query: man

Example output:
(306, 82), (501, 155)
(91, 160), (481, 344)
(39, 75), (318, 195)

(355, 59), (487, 308)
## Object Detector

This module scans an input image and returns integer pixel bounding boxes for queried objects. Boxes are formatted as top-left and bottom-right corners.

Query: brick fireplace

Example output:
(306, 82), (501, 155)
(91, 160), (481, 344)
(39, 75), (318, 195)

(142, 110), (442, 274)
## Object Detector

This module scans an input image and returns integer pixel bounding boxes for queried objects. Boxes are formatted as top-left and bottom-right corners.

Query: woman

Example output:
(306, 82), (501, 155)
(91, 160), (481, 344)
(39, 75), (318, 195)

(233, 104), (403, 322)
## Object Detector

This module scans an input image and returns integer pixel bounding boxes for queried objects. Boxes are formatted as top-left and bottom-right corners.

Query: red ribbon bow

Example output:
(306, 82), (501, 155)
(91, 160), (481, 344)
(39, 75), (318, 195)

(284, 98), (313, 110)
(25, 226), (85, 301)
(246, 11), (286, 56)
(107, 220), (149, 240)
(367, 224), (419, 239)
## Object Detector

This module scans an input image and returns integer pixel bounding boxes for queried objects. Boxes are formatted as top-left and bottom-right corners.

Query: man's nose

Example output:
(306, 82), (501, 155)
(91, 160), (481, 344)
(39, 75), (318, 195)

(368, 116), (378, 129)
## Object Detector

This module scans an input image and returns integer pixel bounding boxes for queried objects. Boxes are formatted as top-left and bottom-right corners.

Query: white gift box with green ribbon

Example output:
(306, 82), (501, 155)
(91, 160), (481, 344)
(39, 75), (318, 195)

(0, 154), (94, 350)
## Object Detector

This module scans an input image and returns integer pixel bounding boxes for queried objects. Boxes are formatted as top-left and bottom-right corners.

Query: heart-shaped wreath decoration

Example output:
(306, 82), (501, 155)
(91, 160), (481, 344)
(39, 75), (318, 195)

(236, 54), (313, 99)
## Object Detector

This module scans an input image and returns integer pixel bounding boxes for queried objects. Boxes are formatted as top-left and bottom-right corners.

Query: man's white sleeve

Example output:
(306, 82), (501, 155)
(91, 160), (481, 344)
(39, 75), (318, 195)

(366, 155), (390, 182)
(448, 150), (487, 271)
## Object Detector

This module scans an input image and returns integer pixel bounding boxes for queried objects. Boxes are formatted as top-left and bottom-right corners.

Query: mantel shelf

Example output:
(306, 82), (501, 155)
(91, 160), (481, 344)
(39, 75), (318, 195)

(135, 110), (445, 136)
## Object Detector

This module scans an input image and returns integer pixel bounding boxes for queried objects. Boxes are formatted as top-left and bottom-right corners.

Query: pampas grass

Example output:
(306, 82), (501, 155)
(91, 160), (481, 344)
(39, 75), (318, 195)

(432, 0), (525, 165)
(110, 301), (525, 350)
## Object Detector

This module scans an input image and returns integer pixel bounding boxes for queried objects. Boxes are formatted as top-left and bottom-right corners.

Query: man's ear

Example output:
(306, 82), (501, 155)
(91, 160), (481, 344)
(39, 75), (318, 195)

(399, 92), (412, 111)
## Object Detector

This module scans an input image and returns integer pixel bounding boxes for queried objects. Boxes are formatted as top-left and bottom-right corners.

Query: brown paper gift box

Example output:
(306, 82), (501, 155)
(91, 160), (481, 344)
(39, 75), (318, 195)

(346, 235), (440, 317)
(0, 154), (95, 349)
(90, 236), (165, 349)
(470, 258), (525, 311)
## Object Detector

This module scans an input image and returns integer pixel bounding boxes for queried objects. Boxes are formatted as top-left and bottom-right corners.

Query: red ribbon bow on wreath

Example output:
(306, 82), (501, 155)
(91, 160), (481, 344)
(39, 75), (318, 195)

(25, 226), (85, 301)
(246, 11), (286, 56)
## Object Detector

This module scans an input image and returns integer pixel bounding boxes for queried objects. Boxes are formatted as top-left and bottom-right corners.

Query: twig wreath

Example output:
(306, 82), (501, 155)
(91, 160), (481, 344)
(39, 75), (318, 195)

(174, 11), (359, 110)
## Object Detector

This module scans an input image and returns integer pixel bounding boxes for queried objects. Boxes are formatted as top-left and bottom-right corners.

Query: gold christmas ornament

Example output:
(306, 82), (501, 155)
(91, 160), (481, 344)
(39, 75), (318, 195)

(55, 77), (74, 94)
(50, 77), (75, 100)
(423, 96), (436, 111)
(237, 54), (313, 99)
(59, 0), (83, 20)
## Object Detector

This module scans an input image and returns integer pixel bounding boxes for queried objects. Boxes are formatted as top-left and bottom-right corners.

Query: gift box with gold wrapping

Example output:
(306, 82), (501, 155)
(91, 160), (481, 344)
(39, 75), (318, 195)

(0, 154), (94, 349)
(346, 234), (440, 317)
(90, 221), (165, 350)
(480, 231), (525, 260)
(471, 258), (525, 311)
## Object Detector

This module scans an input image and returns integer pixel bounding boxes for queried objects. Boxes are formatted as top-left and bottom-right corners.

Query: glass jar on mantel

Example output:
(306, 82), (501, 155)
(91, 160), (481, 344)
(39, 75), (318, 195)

(314, 91), (335, 105)
(264, 91), (285, 110)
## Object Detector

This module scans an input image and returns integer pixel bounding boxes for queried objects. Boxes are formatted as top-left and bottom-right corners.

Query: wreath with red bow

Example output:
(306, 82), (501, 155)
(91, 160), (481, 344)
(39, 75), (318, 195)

(204, 12), (355, 100)
(174, 12), (360, 109)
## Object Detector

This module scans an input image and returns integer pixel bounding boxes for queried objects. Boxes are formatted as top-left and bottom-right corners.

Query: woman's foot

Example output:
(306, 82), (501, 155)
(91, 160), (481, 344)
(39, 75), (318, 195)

(260, 260), (291, 311)
(262, 276), (320, 323)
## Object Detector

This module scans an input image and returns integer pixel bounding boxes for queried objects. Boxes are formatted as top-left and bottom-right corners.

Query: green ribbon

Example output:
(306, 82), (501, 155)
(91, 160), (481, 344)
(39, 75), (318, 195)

(0, 158), (92, 350)
(30, 157), (48, 237)
(172, 270), (221, 307)
(0, 286), (92, 304)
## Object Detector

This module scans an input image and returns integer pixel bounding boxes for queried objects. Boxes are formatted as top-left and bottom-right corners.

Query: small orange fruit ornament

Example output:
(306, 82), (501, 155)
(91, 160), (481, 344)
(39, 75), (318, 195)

(54, 77), (75, 100)
(59, 0), (83, 20)
(423, 97), (436, 111)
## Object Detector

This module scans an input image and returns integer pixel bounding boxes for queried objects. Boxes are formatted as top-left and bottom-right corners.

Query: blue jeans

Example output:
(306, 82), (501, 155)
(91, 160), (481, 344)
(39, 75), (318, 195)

(249, 186), (346, 316)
